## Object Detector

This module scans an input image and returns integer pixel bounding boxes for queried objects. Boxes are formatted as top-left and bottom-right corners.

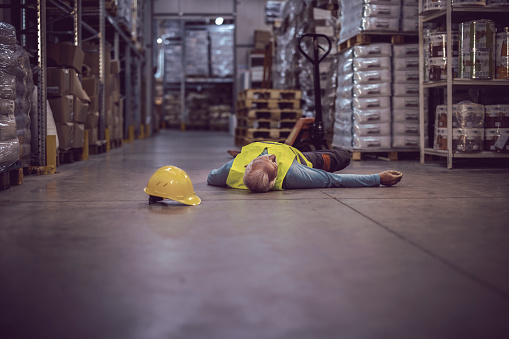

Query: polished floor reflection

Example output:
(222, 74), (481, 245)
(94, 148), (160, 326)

(1, 130), (509, 339)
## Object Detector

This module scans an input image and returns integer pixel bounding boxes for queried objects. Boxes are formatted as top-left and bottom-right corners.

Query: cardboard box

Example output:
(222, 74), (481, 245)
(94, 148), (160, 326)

(110, 59), (121, 74)
(81, 76), (98, 97)
(118, 98), (124, 118)
(88, 96), (99, 113)
(118, 115), (124, 140)
(85, 111), (99, 129)
(254, 30), (271, 43)
(48, 95), (74, 123)
(111, 74), (120, 92)
(47, 68), (70, 96)
(83, 52), (100, 76)
(47, 43), (84, 72)
(112, 90), (120, 103)
(112, 118), (119, 140)
(73, 123), (85, 148)
(105, 94), (114, 113)
(83, 43), (111, 76)
(56, 122), (74, 150)
(87, 127), (98, 145)
(81, 64), (93, 77)
(254, 30), (271, 49)
(74, 98), (89, 123)
(106, 109), (114, 128)
(69, 69), (91, 102)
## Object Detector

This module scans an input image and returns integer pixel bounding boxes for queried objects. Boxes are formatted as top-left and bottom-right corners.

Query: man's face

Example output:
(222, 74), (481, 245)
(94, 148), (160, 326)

(250, 154), (278, 181)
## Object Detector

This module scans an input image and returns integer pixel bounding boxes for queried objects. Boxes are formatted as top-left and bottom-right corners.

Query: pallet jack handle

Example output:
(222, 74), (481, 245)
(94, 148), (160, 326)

(297, 33), (332, 148)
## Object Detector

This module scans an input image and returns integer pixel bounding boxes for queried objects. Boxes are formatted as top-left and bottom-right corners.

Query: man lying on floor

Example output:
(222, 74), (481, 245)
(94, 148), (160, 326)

(207, 141), (403, 193)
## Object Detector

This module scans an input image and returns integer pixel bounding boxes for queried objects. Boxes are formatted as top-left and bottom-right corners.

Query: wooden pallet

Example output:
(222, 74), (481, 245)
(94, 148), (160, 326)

(234, 135), (287, 147)
(236, 109), (302, 121)
(351, 149), (419, 161)
(90, 142), (107, 155)
(58, 148), (83, 165)
(110, 139), (122, 149)
(236, 99), (301, 110)
(0, 163), (23, 191)
(235, 127), (292, 140)
(238, 89), (302, 101)
(237, 118), (297, 130)
(338, 33), (417, 53)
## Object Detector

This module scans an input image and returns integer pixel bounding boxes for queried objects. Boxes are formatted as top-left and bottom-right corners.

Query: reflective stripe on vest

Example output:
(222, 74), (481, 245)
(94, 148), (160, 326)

(226, 141), (312, 190)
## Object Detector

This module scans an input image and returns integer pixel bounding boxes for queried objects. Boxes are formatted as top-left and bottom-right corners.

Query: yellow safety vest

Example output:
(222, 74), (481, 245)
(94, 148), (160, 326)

(226, 141), (312, 190)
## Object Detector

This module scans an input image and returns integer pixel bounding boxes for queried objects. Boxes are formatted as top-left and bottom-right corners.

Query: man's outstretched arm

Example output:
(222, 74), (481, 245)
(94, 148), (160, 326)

(207, 159), (234, 187)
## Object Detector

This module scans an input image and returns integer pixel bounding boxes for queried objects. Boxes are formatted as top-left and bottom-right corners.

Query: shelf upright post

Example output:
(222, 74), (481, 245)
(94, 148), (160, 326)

(233, 0), (238, 118)
(125, 42), (132, 137)
(145, 0), (154, 135)
(97, 0), (105, 141)
(180, 17), (186, 131)
(446, 0), (453, 169)
(136, 54), (142, 134)
(419, 0), (426, 165)
(37, 0), (47, 166)
(73, 0), (81, 47)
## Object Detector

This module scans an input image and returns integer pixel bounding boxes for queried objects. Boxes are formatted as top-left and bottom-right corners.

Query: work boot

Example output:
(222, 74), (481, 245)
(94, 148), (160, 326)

(379, 170), (403, 186)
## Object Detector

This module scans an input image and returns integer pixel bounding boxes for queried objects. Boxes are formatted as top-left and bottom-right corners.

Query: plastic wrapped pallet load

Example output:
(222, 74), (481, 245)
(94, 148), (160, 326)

(209, 29), (234, 78)
(459, 19), (496, 79)
(495, 27), (509, 79)
(339, 0), (401, 44)
(0, 22), (33, 171)
(185, 30), (209, 77)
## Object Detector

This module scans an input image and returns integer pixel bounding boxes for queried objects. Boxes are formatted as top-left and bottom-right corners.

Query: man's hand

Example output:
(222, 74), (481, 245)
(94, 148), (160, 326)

(379, 170), (403, 186)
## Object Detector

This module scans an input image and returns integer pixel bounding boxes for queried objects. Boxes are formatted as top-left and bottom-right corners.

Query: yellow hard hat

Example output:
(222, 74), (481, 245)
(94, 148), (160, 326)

(144, 166), (201, 205)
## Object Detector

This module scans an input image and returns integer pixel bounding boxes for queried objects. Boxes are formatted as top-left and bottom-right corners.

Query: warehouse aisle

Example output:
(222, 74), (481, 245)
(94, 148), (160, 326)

(1, 130), (509, 339)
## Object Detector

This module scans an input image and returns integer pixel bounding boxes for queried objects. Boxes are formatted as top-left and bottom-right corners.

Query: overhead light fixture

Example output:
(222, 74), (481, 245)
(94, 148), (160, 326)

(157, 38), (163, 44)
(215, 17), (224, 25)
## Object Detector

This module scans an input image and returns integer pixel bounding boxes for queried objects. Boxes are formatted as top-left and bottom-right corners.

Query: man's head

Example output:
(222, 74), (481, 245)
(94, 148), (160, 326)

(243, 154), (278, 192)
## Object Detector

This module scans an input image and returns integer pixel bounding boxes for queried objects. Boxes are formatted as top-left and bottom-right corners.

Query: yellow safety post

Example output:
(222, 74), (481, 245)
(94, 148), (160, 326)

(129, 125), (135, 142)
(81, 130), (89, 161)
(105, 128), (111, 152)
(30, 135), (57, 175)
(139, 124), (145, 139)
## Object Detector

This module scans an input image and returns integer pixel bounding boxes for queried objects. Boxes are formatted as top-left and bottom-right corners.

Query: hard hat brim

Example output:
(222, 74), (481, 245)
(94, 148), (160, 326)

(177, 195), (201, 206)
(144, 187), (201, 206)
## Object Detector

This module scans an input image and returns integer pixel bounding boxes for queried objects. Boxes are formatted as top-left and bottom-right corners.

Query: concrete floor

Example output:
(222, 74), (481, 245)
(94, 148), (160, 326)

(1, 129), (509, 339)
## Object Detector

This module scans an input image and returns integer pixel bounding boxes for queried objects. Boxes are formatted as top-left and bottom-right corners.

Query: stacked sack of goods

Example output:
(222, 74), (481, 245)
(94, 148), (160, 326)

(333, 43), (422, 150)
(339, 0), (418, 43)
(334, 44), (393, 149)
(0, 22), (33, 171)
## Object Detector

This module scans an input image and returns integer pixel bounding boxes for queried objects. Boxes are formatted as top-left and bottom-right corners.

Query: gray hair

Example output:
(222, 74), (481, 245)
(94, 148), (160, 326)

(243, 155), (278, 192)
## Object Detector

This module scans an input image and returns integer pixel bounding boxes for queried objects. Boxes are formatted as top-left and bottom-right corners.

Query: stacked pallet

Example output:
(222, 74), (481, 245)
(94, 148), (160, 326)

(235, 89), (302, 146)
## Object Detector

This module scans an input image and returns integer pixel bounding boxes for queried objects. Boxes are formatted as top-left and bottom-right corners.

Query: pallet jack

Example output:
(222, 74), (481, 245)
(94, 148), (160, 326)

(227, 33), (333, 157)
(284, 33), (332, 152)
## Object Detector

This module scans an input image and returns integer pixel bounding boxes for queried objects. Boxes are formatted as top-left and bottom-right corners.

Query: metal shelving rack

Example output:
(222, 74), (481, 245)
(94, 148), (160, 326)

(2, 0), (49, 166)
(418, 0), (509, 169)
(154, 4), (237, 131)
(81, 4), (147, 141)
(3, 0), (150, 167)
